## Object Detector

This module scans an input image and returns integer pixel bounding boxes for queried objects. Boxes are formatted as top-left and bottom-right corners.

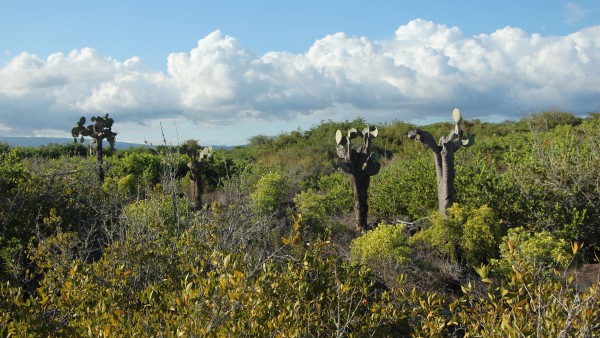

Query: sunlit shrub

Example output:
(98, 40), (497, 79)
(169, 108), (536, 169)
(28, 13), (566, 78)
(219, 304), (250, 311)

(250, 172), (287, 214)
(492, 227), (571, 281)
(461, 205), (500, 265)
(410, 204), (500, 265)
(117, 173), (137, 196)
(293, 189), (327, 233)
(370, 155), (437, 219)
(317, 172), (353, 215)
(351, 224), (411, 268)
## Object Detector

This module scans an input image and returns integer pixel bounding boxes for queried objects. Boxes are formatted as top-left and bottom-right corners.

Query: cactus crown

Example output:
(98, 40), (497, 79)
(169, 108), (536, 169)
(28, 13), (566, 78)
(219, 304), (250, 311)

(452, 108), (474, 148)
(183, 140), (212, 166)
(335, 126), (378, 147)
(72, 113), (117, 149)
(362, 125), (378, 139)
(452, 108), (462, 125)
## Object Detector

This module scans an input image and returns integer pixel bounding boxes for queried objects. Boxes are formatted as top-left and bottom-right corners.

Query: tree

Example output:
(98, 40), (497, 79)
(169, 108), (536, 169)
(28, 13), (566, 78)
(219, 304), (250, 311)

(335, 126), (381, 231)
(408, 108), (473, 216)
(71, 114), (117, 182)
(181, 140), (212, 211)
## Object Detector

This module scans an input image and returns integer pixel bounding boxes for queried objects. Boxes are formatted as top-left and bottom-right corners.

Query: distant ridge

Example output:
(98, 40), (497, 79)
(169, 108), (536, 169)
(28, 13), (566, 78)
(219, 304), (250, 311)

(0, 136), (233, 150)
(0, 136), (148, 149)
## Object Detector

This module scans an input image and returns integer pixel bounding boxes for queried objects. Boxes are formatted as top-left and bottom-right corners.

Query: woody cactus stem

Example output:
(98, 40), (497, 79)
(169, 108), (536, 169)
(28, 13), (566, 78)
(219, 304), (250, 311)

(336, 126), (381, 231)
(408, 108), (474, 216)
(71, 114), (117, 182)
(184, 140), (212, 211)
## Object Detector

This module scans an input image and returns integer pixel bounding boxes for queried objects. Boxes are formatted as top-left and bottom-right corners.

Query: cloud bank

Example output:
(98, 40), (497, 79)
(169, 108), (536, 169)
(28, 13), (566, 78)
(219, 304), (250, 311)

(1, 19), (599, 139)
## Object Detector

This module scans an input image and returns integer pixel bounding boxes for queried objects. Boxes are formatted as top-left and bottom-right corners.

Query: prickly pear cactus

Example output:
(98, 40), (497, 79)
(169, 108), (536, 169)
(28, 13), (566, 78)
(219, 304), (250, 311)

(72, 114), (117, 182)
(335, 125), (381, 231)
(183, 140), (212, 211)
(407, 108), (474, 216)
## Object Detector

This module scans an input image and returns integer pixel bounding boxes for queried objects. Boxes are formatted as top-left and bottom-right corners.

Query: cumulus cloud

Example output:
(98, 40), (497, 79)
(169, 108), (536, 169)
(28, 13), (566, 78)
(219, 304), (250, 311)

(0, 20), (599, 140)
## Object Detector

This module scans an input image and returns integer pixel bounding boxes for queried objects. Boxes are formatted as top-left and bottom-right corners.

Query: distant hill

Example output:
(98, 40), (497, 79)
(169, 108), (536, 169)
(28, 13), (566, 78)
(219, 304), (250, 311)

(0, 137), (145, 149)
(0, 136), (234, 150)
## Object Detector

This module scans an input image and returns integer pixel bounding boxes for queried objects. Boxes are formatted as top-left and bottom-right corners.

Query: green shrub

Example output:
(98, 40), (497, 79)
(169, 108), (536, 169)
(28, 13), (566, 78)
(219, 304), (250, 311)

(107, 152), (163, 186)
(409, 204), (500, 265)
(293, 189), (327, 233)
(117, 173), (137, 196)
(370, 155), (437, 219)
(461, 205), (500, 265)
(351, 224), (411, 267)
(492, 227), (571, 282)
(250, 172), (287, 214)
(317, 172), (353, 215)
(409, 205), (466, 261)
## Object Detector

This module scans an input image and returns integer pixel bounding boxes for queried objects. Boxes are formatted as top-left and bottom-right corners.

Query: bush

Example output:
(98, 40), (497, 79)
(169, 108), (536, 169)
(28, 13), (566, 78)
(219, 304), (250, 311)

(293, 189), (328, 233)
(492, 227), (571, 282)
(370, 154), (437, 220)
(317, 172), (353, 215)
(351, 224), (411, 268)
(461, 205), (500, 265)
(107, 152), (164, 187)
(250, 172), (287, 214)
(409, 204), (500, 266)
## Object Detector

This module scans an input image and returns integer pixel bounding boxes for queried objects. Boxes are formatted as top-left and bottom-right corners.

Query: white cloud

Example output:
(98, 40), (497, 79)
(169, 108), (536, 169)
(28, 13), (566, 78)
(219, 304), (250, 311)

(564, 2), (587, 25)
(0, 20), (599, 142)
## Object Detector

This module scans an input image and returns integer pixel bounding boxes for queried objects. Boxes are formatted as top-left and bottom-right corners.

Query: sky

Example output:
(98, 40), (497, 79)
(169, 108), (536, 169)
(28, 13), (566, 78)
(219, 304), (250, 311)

(1, 1), (599, 146)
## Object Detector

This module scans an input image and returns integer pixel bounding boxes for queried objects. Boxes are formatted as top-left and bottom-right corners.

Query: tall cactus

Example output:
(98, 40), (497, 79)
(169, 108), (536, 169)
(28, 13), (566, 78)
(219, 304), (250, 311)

(183, 140), (212, 211)
(407, 108), (474, 216)
(72, 114), (117, 182)
(336, 126), (381, 231)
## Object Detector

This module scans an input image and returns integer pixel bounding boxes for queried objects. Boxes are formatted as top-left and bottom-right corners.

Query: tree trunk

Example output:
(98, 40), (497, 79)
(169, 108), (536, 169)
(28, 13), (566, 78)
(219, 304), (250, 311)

(409, 129), (462, 216)
(436, 139), (456, 215)
(96, 140), (104, 182)
(352, 174), (370, 231)
(193, 176), (203, 211)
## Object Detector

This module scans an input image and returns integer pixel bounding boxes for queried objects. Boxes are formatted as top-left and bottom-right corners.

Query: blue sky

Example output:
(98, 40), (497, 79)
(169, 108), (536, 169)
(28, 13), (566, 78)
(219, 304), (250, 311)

(1, 1), (599, 145)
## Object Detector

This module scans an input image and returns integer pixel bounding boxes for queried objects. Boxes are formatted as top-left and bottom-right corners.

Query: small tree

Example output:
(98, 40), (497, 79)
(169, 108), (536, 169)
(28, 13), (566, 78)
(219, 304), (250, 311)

(72, 114), (117, 182)
(335, 126), (381, 231)
(182, 140), (212, 211)
(408, 108), (473, 216)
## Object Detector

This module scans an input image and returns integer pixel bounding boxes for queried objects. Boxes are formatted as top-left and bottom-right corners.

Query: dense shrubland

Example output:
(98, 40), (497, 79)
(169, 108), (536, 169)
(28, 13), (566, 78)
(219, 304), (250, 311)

(1, 111), (599, 336)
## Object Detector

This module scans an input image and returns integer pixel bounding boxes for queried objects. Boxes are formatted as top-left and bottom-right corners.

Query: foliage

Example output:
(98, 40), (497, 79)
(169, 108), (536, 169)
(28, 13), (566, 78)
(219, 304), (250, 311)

(293, 189), (328, 233)
(1, 114), (599, 337)
(250, 171), (287, 214)
(1, 218), (407, 336)
(351, 224), (411, 268)
(410, 204), (501, 266)
(502, 121), (600, 257)
(7, 143), (88, 159)
(370, 154), (437, 219)
(461, 205), (501, 266)
(293, 172), (355, 234)
(452, 239), (598, 337)
(492, 227), (571, 282)
(317, 172), (354, 215)
(107, 152), (163, 187)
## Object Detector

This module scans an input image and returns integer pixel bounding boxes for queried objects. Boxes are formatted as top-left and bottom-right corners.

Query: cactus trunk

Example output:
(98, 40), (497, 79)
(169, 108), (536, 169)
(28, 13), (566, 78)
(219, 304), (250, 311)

(434, 139), (456, 215)
(184, 141), (212, 212)
(335, 126), (380, 231)
(192, 170), (203, 211)
(408, 108), (473, 217)
(96, 139), (105, 182)
(351, 174), (371, 231)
